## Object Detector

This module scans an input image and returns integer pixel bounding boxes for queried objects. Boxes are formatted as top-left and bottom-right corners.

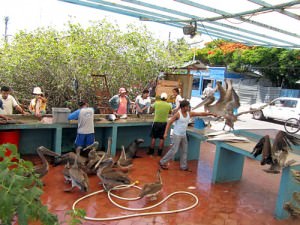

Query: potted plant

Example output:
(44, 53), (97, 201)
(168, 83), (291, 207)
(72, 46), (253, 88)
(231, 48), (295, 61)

(0, 143), (58, 225)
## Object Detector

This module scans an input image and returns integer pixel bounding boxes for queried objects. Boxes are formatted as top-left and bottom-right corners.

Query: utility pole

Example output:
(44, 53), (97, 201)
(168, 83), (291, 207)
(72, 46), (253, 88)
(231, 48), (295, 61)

(4, 16), (9, 43)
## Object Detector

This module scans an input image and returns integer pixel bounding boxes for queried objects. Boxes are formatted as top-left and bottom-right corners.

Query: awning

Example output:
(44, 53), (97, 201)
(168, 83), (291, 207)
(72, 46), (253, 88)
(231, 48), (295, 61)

(59, 0), (300, 49)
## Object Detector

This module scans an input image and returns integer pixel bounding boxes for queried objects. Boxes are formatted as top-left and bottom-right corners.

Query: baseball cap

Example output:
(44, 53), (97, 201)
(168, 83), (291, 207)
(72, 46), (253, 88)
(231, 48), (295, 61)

(160, 92), (168, 100)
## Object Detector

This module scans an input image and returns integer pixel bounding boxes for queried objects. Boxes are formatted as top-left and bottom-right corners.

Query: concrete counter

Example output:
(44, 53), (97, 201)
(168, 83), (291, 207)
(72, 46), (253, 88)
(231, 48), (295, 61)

(0, 114), (154, 155)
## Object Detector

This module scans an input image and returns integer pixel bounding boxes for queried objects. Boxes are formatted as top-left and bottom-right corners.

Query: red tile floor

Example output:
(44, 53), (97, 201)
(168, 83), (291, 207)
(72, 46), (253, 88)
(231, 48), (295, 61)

(26, 141), (299, 225)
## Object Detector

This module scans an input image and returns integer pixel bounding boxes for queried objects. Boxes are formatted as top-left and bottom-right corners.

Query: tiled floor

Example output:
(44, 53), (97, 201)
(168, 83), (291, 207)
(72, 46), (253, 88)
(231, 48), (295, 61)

(27, 141), (299, 225)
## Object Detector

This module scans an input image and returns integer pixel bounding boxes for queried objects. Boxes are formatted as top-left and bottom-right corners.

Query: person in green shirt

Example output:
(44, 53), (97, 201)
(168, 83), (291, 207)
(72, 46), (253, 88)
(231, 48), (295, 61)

(148, 92), (172, 156)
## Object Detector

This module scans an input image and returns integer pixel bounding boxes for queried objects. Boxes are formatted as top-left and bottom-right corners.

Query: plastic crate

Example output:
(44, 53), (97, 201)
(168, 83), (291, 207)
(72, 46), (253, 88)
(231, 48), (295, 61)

(52, 108), (71, 123)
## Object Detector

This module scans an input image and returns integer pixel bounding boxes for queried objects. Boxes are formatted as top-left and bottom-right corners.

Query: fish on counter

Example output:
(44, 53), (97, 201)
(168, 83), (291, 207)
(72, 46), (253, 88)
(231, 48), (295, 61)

(106, 114), (117, 121)
(0, 118), (23, 124)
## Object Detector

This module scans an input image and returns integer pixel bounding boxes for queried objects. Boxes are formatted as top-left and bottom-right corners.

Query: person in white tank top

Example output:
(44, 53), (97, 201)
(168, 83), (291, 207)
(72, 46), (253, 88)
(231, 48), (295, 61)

(159, 100), (216, 171)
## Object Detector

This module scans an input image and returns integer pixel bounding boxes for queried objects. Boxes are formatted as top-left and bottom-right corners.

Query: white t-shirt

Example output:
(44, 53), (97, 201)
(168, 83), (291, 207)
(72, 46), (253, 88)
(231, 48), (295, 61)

(135, 95), (151, 114)
(0, 95), (18, 115)
(175, 95), (183, 108)
(78, 108), (94, 134)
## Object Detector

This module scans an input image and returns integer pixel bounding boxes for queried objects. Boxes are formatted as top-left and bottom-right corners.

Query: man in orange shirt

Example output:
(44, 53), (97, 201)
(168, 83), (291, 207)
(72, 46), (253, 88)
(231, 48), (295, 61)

(109, 87), (131, 115)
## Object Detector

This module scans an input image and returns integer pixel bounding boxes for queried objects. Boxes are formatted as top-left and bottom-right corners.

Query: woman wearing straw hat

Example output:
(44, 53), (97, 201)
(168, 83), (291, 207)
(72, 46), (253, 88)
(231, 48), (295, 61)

(29, 87), (47, 118)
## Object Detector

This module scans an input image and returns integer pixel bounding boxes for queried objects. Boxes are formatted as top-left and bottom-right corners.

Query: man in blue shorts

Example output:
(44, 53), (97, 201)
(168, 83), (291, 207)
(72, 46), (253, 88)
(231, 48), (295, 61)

(68, 101), (95, 149)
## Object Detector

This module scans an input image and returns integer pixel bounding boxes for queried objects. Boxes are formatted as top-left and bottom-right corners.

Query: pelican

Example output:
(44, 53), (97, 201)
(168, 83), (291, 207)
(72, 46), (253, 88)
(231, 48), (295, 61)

(64, 155), (89, 192)
(34, 146), (60, 178)
(83, 141), (99, 152)
(117, 145), (133, 171)
(192, 79), (232, 117)
(251, 131), (300, 173)
(62, 161), (71, 183)
(53, 146), (87, 167)
(96, 154), (131, 191)
(223, 87), (240, 130)
(291, 169), (300, 183)
(139, 169), (163, 201)
(284, 202), (300, 217)
(85, 149), (102, 175)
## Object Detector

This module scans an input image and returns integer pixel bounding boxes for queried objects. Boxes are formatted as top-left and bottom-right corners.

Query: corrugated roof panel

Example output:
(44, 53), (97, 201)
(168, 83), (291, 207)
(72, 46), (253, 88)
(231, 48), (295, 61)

(59, 0), (300, 48)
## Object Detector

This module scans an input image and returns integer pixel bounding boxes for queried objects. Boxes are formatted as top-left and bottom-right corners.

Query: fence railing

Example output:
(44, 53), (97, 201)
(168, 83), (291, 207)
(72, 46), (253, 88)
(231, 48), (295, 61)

(232, 79), (300, 105)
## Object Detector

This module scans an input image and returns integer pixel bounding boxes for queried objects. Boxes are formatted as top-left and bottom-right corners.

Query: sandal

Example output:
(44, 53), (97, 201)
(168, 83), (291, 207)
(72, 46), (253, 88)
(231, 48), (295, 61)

(159, 162), (168, 170)
(180, 168), (192, 172)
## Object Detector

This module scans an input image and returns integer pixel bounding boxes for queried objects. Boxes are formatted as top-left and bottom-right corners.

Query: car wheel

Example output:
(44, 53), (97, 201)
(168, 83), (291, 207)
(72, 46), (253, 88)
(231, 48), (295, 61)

(253, 110), (264, 120)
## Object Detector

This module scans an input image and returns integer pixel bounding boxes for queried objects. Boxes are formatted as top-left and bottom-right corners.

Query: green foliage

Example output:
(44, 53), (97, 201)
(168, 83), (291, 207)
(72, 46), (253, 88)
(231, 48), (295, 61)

(64, 209), (86, 225)
(0, 20), (189, 110)
(190, 39), (300, 88)
(0, 144), (58, 225)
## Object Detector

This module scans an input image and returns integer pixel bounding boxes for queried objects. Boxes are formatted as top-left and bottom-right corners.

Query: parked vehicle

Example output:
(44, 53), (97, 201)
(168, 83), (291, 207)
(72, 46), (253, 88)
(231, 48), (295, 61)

(250, 97), (300, 121)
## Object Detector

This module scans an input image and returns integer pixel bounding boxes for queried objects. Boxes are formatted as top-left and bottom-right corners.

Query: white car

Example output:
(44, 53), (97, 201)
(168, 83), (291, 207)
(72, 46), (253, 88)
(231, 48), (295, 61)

(250, 97), (300, 121)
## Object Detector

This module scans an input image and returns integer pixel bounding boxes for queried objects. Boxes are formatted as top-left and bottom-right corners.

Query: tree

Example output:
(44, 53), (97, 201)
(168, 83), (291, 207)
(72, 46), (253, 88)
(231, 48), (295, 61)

(190, 39), (300, 88)
(0, 20), (189, 110)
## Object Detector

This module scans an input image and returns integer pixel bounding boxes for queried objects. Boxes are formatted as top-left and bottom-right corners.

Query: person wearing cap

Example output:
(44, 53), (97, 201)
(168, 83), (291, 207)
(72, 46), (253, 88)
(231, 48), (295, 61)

(159, 100), (216, 171)
(148, 92), (172, 156)
(29, 87), (47, 117)
(68, 101), (95, 149)
(109, 87), (131, 115)
(0, 86), (26, 115)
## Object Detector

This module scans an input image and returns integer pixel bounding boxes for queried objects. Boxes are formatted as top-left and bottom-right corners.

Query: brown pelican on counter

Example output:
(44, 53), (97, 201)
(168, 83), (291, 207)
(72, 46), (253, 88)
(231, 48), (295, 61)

(96, 154), (131, 191)
(223, 87), (240, 130)
(64, 155), (89, 192)
(251, 131), (300, 173)
(284, 202), (300, 218)
(139, 169), (163, 201)
(125, 138), (145, 159)
(34, 146), (60, 178)
(287, 191), (300, 217)
(291, 169), (300, 183)
(117, 145), (133, 171)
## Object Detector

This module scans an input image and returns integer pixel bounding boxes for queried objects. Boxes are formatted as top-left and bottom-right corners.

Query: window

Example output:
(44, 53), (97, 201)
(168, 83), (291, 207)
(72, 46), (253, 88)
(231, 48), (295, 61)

(284, 100), (297, 108)
(192, 77), (200, 90)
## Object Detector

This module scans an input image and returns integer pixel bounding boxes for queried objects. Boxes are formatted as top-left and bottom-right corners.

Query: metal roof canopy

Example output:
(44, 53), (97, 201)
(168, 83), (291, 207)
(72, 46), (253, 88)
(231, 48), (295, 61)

(59, 0), (300, 49)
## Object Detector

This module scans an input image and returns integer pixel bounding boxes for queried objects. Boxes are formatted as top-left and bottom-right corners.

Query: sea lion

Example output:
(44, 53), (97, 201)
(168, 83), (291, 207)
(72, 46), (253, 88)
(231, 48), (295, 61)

(125, 138), (144, 159)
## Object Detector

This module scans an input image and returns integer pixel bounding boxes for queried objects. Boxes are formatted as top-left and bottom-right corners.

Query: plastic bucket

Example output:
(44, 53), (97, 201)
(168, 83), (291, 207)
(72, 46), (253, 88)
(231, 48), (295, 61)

(0, 130), (20, 149)
(194, 118), (205, 130)
(233, 108), (238, 115)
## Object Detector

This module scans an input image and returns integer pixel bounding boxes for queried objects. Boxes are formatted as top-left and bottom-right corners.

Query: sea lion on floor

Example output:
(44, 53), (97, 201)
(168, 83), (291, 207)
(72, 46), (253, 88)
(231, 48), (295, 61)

(125, 138), (144, 159)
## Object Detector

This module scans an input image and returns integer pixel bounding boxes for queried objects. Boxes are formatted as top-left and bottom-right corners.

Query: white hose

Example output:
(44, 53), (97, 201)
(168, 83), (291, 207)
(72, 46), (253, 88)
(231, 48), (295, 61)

(72, 183), (199, 221)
